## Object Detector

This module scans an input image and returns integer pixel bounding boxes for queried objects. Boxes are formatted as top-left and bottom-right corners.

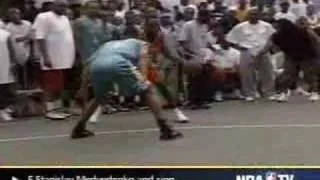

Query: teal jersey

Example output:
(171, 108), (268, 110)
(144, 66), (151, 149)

(89, 39), (148, 101)
(89, 38), (146, 67)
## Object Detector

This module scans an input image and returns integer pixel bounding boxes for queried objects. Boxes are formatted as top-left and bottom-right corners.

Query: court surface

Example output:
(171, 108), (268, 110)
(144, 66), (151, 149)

(1, 97), (320, 166)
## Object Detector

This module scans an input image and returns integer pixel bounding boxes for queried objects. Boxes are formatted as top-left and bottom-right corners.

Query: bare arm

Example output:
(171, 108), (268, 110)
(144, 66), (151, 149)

(7, 36), (17, 65)
(257, 37), (274, 56)
(139, 45), (150, 77)
(37, 39), (52, 67)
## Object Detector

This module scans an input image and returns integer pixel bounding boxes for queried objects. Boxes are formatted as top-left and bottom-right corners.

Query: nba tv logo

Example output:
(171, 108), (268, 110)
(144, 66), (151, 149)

(266, 172), (278, 180)
(236, 171), (294, 180)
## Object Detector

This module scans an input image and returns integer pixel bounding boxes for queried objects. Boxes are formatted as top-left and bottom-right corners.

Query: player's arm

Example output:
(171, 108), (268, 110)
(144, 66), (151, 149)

(139, 44), (151, 77)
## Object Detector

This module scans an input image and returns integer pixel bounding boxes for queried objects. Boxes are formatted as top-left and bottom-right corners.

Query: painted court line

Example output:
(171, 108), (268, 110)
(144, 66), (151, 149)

(1, 123), (320, 143)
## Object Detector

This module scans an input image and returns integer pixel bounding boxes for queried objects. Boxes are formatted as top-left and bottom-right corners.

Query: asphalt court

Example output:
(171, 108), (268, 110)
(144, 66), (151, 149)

(1, 97), (320, 165)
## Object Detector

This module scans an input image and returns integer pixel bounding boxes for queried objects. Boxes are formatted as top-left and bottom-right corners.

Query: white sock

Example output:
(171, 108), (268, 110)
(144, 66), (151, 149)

(174, 108), (189, 121)
(174, 108), (182, 114)
(119, 96), (125, 104)
(46, 102), (55, 112)
(89, 106), (102, 123)
(134, 95), (140, 103)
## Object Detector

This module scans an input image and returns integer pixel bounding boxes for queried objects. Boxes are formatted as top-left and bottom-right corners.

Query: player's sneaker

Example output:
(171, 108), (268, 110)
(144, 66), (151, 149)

(174, 108), (189, 123)
(309, 92), (319, 101)
(160, 130), (183, 141)
(214, 91), (224, 102)
(71, 129), (95, 139)
(71, 124), (95, 139)
(245, 96), (254, 102)
(277, 92), (289, 102)
(45, 112), (66, 120)
(0, 110), (13, 122)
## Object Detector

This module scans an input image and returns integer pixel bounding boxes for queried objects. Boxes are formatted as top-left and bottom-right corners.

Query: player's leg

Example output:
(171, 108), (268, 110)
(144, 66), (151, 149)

(155, 82), (189, 123)
(141, 86), (183, 140)
(119, 63), (183, 140)
(71, 98), (99, 139)
(71, 61), (114, 139)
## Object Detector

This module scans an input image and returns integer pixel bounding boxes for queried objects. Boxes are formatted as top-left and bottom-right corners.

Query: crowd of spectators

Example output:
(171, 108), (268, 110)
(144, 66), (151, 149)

(0, 0), (319, 121)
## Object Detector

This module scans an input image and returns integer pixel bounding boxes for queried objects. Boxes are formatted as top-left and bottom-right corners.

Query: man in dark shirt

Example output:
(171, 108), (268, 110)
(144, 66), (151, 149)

(22, 0), (39, 22)
(210, 0), (228, 20)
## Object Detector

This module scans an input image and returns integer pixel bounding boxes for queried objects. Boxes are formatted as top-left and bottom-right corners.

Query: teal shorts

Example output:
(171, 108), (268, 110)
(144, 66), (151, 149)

(90, 57), (149, 104)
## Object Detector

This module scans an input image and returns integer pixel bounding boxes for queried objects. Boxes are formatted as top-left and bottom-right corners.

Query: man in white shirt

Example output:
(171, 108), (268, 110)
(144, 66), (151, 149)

(203, 35), (241, 101)
(0, 28), (17, 121)
(33, 0), (75, 120)
(226, 7), (276, 101)
(179, 10), (212, 109)
(6, 8), (33, 66)
(289, 0), (307, 18)
(178, 0), (198, 18)
(179, 10), (209, 56)
(0, 20), (5, 29)
(274, 1), (297, 22)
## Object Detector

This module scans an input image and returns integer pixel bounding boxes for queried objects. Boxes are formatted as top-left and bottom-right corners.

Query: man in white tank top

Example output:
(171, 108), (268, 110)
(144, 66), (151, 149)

(0, 29), (17, 122)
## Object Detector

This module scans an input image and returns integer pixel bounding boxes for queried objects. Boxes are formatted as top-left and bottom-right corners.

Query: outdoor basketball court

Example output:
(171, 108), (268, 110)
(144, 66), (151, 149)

(1, 97), (320, 165)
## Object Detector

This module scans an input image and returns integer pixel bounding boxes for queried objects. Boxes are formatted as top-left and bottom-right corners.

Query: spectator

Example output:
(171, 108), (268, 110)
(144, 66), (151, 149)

(179, 9), (209, 57)
(115, 1), (127, 20)
(40, 1), (54, 12)
(207, 0), (215, 11)
(100, 10), (120, 42)
(289, 0), (307, 18)
(144, 7), (159, 21)
(183, 6), (196, 21)
(204, 34), (241, 101)
(22, 0), (39, 22)
(69, 2), (82, 19)
(224, 0), (240, 7)
(177, 0), (198, 18)
(73, 1), (103, 62)
(179, 10), (212, 109)
(259, 19), (320, 101)
(0, 26), (17, 121)
(6, 8), (33, 88)
(226, 7), (276, 101)
(306, 4), (318, 27)
(234, 0), (250, 22)
(134, 0), (148, 13)
(106, 0), (119, 12)
(274, 1), (297, 23)
(100, 0), (109, 10)
(262, 4), (277, 23)
(119, 11), (143, 39)
(219, 8), (240, 33)
(158, 0), (180, 11)
(112, 15), (124, 27)
(33, 0), (75, 120)
(210, 0), (228, 20)
(65, 7), (74, 20)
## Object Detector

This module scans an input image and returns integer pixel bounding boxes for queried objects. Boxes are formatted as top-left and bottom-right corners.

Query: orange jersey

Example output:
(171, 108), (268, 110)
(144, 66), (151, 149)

(147, 33), (165, 83)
